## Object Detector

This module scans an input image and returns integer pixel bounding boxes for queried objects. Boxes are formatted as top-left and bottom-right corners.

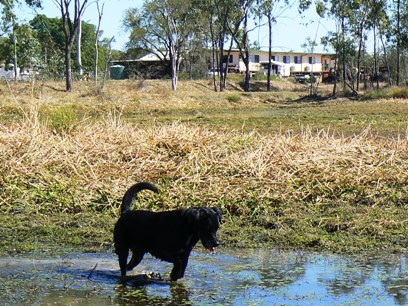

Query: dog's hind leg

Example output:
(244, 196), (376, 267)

(170, 255), (189, 281)
(117, 248), (129, 277)
(127, 249), (144, 271)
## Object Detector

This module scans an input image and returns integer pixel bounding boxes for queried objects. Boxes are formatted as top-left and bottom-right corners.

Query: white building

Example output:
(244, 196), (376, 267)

(225, 50), (334, 77)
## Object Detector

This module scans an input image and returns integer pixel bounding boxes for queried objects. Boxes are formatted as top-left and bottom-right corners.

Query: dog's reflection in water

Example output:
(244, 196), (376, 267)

(115, 273), (191, 305)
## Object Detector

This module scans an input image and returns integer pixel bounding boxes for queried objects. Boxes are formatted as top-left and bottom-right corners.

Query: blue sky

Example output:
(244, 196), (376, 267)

(17, 0), (336, 53)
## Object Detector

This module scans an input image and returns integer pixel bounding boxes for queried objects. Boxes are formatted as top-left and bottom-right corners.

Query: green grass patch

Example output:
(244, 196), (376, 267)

(0, 80), (407, 254)
(362, 86), (408, 99)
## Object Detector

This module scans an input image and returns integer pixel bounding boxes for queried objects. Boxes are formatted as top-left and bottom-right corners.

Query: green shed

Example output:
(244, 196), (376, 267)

(109, 65), (125, 80)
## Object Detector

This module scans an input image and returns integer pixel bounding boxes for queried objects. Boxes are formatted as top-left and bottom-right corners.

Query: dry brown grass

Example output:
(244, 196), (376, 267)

(0, 79), (310, 115)
(0, 79), (407, 252)
(1, 113), (407, 247)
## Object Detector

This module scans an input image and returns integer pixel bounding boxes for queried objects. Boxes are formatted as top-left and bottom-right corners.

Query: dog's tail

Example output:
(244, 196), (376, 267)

(121, 182), (159, 215)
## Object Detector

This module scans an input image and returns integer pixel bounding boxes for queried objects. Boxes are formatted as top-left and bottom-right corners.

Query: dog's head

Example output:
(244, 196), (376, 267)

(186, 207), (222, 252)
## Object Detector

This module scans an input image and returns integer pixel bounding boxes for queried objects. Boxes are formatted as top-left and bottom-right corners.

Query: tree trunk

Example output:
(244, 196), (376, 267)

(243, 13), (250, 92)
(77, 16), (83, 79)
(223, 41), (233, 91)
(65, 43), (73, 91)
(379, 30), (392, 86)
(267, 11), (272, 92)
(342, 17), (346, 93)
(13, 27), (18, 82)
(94, 3), (103, 83)
(396, 0), (400, 86)
(373, 24), (379, 90)
(209, 16), (218, 92)
(102, 36), (114, 88)
(170, 48), (178, 91)
(219, 37), (225, 92)
(211, 39), (219, 92)
(244, 52), (251, 92)
(94, 36), (99, 83)
(332, 23), (341, 98)
(356, 25), (364, 92)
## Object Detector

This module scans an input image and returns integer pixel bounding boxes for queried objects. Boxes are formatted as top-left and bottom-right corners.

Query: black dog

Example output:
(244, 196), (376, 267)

(114, 182), (222, 281)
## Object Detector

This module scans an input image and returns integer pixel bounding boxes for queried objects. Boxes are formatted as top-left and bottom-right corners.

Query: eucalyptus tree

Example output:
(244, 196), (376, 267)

(0, 23), (42, 68)
(123, 0), (203, 91)
(52, 0), (89, 91)
(30, 14), (102, 80)
(392, 0), (408, 85)
(1, 0), (41, 80)
(228, 0), (256, 92)
(1, 3), (18, 79)
(399, 0), (408, 65)
(323, 0), (361, 94)
(255, 0), (295, 91)
(368, 0), (389, 88)
(30, 14), (65, 66)
(94, 1), (103, 82)
(348, 0), (373, 91)
(201, 0), (235, 92)
(346, 0), (390, 91)
(395, 0), (401, 85)
(256, 0), (275, 91)
(400, 1), (408, 46)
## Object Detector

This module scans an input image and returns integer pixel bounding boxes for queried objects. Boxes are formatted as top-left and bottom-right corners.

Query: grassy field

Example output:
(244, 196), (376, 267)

(0, 79), (407, 254)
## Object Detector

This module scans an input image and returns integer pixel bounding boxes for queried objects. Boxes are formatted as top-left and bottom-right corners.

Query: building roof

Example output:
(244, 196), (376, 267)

(229, 48), (333, 56)
(137, 53), (165, 61)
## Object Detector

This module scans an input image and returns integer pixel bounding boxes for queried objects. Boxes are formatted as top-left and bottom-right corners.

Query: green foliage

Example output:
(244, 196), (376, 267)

(44, 106), (80, 133)
(226, 93), (241, 103)
(362, 86), (408, 99)
(123, 0), (208, 88)
(0, 12), (111, 80)
(0, 24), (42, 68)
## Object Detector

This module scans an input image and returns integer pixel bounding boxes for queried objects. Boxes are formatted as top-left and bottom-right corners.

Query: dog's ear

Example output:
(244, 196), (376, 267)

(186, 208), (201, 227)
(211, 207), (222, 224)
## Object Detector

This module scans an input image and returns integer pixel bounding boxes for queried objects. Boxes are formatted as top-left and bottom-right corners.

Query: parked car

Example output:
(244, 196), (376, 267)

(295, 74), (317, 84)
(207, 68), (220, 76)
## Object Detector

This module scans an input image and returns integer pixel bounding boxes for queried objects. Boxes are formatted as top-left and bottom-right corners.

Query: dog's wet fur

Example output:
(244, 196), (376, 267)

(114, 182), (222, 281)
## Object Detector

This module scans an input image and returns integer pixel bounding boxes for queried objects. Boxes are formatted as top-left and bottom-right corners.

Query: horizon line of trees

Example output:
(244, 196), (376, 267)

(0, 0), (119, 91)
(1, 0), (408, 94)
(122, 0), (408, 95)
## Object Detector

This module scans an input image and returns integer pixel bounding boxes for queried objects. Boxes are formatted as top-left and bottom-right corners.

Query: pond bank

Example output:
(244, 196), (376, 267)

(1, 248), (407, 305)
(0, 212), (407, 256)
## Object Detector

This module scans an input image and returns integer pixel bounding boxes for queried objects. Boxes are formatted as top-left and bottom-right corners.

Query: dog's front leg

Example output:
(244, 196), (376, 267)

(170, 260), (183, 281)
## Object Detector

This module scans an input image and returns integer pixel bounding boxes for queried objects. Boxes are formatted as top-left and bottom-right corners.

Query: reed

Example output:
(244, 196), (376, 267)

(0, 79), (407, 252)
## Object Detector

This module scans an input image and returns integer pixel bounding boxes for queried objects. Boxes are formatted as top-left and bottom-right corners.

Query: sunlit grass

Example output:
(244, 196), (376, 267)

(0, 79), (407, 252)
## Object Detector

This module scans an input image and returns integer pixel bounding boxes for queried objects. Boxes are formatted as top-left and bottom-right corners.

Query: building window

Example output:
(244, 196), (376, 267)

(223, 55), (233, 63)
(294, 56), (302, 64)
(250, 55), (260, 63)
(309, 56), (316, 64)
(283, 56), (290, 63)
(271, 55), (280, 61)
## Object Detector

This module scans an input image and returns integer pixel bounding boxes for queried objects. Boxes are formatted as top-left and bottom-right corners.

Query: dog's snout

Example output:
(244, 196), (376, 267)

(213, 234), (220, 247)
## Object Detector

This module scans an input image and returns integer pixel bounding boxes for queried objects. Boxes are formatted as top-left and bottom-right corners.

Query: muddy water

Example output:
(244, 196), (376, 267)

(0, 249), (407, 305)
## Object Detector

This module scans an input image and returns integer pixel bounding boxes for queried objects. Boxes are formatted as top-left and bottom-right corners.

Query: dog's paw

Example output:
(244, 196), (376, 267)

(147, 271), (163, 280)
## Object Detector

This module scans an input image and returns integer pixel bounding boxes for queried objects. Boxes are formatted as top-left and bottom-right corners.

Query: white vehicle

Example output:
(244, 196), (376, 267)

(0, 65), (35, 81)
(0, 65), (18, 80)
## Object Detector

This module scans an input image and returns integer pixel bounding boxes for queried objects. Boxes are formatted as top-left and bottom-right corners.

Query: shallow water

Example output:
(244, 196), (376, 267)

(0, 249), (407, 305)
